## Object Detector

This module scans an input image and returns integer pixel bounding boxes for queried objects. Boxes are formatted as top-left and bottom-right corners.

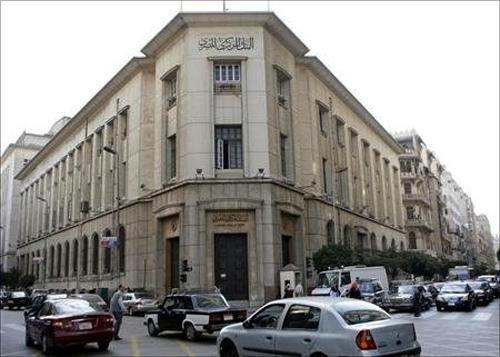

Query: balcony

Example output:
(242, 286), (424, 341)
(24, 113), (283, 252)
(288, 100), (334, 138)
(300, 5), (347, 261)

(403, 193), (431, 207)
(400, 148), (420, 159)
(401, 171), (417, 180)
(406, 218), (434, 232)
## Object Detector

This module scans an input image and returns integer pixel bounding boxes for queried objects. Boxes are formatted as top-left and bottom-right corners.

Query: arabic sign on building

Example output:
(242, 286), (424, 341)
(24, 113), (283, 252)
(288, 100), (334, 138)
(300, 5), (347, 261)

(198, 36), (254, 51)
(212, 212), (249, 227)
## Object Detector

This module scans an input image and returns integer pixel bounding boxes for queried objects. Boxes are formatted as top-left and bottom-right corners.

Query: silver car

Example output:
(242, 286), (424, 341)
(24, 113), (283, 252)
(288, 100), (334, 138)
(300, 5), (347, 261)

(217, 297), (421, 357)
(123, 292), (156, 315)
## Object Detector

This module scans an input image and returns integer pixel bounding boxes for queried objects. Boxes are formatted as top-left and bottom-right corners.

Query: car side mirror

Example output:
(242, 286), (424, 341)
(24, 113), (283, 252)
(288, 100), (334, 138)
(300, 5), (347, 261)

(242, 320), (253, 329)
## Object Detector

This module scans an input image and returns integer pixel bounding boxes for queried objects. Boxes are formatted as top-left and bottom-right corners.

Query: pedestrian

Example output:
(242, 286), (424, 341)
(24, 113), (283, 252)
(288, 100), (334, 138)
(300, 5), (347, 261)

(329, 282), (340, 297)
(348, 281), (362, 299)
(283, 283), (294, 298)
(413, 286), (423, 317)
(293, 281), (304, 297)
(110, 284), (126, 340)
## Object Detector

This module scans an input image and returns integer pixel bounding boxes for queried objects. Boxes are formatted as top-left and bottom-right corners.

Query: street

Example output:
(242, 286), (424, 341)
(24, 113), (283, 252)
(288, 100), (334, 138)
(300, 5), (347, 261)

(1, 301), (498, 357)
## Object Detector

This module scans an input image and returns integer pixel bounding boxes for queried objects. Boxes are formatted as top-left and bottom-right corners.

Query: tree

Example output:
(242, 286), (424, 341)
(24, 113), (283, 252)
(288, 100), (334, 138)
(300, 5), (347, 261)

(0, 267), (22, 288)
(18, 274), (36, 288)
(496, 247), (500, 263)
(312, 244), (354, 272)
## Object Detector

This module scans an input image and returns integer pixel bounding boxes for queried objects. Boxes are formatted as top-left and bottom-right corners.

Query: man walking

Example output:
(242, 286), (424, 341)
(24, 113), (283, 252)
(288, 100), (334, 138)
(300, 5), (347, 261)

(110, 285), (126, 340)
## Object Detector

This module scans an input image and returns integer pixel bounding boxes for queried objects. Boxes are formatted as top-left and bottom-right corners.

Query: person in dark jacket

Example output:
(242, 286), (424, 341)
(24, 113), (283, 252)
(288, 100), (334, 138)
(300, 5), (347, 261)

(348, 281), (362, 299)
(413, 286), (424, 317)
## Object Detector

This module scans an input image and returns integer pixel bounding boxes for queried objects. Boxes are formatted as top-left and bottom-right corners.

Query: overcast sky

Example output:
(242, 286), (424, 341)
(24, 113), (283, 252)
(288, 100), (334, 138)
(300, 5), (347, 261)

(1, 1), (498, 235)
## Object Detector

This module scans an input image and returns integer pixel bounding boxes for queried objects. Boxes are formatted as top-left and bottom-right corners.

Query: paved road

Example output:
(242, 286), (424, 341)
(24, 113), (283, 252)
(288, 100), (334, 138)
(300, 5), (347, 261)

(1, 301), (498, 356)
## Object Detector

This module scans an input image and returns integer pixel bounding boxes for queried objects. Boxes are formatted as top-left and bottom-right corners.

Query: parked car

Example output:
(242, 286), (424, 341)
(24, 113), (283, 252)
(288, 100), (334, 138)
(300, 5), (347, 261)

(25, 298), (114, 354)
(217, 297), (421, 357)
(70, 294), (108, 311)
(436, 282), (476, 311)
(381, 285), (431, 312)
(144, 291), (247, 341)
(24, 294), (68, 320)
(356, 278), (387, 307)
(5, 291), (30, 309)
(467, 281), (494, 305)
(424, 284), (440, 300)
(123, 292), (157, 315)
(477, 275), (500, 297)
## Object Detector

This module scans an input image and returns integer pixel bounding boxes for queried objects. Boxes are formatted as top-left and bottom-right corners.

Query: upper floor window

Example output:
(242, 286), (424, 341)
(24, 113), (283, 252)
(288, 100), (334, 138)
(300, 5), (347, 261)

(336, 119), (345, 147)
(318, 104), (328, 134)
(277, 70), (290, 107)
(165, 76), (177, 108)
(404, 183), (411, 194)
(215, 126), (243, 170)
(214, 64), (240, 91)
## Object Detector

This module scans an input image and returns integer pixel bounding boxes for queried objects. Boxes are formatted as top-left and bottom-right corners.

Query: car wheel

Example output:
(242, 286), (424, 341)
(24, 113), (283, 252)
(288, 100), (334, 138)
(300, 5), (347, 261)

(184, 322), (199, 341)
(220, 339), (239, 357)
(98, 341), (110, 351)
(41, 334), (53, 355)
(147, 320), (159, 337)
(25, 330), (34, 347)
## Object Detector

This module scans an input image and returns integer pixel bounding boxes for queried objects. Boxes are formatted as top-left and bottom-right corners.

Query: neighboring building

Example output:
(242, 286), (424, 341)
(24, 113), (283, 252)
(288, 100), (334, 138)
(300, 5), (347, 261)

(394, 130), (449, 258)
(475, 215), (495, 269)
(493, 234), (500, 271)
(14, 12), (406, 307)
(0, 122), (68, 272)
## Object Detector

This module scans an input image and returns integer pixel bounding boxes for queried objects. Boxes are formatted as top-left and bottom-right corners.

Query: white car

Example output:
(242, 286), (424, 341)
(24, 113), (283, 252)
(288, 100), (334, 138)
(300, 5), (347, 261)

(217, 297), (421, 357)
(123, 292), (156, 315)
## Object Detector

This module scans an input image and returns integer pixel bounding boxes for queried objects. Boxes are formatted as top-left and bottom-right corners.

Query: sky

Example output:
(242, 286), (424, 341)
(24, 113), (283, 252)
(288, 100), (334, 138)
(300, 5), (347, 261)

(1, 1), (499, 234)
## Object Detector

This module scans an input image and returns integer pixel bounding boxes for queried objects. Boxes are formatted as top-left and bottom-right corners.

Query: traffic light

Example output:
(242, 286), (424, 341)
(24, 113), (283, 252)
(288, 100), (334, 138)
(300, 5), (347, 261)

(180, 273), (187, 283)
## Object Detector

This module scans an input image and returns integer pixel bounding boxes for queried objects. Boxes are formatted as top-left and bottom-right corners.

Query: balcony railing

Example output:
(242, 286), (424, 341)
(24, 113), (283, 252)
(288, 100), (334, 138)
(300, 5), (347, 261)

(402, 193), (431, 206)
(406, 218), (434, 232)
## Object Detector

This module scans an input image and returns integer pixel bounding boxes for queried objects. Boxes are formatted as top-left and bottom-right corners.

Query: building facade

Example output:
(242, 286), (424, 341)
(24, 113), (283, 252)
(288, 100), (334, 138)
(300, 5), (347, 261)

(394, 130), (449, 258)
(475, 215), (495, 269)
(0, 126), (65, 272)
(15, 12), (406, 307)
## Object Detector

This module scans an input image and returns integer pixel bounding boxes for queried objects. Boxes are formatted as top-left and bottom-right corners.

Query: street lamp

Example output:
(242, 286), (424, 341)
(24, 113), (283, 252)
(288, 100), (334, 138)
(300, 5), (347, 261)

(36, 196), (49, 288)
(103, 145), (121, 283)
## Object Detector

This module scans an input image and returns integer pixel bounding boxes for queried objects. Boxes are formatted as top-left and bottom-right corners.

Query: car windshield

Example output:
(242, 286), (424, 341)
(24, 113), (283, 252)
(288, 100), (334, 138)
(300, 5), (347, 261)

(467, 282), (486, 290)
(193, 294), (228, 308)
(318, 271), (351, 288)
(134, 293), (153, 299)
(54, 299), (96, 315)
(359, 282), (374, 293)
(441, 284), (466, 293)
(393, 285), (415, 295)
(335, 301), (389, 325)
(12, 292), (26, 298)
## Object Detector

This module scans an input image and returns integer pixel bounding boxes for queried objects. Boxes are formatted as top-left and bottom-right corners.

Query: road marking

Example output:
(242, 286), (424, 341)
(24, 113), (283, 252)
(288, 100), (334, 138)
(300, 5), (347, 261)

(472, 312), (492, 321)
(439, 313), (459, 320)
(3, 323), (24, 332)
(176, 339), (196, 357)
(128, 337), (141, 357)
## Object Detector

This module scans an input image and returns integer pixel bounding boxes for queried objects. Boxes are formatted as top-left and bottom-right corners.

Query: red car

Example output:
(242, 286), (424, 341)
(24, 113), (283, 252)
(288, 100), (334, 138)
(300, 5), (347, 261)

(25, 298), (114, 354)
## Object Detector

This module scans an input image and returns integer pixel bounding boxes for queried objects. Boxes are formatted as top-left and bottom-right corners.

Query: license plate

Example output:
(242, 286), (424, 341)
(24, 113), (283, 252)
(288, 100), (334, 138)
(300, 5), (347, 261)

(448, 302), (455, 306)
(223, 314), (233, 321)
(78, 322), (92, 330)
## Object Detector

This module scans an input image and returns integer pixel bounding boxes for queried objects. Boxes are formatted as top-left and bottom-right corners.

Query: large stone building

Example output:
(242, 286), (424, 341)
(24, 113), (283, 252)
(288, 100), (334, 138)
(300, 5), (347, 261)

(15, 12), (406, 307)
(0, 123), (68, 272)
(394, 130), (449, 258)
(475, 215), (495, 269)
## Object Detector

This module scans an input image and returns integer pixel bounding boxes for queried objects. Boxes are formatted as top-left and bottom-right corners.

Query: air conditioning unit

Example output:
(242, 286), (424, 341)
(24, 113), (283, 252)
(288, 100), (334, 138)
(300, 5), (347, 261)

(80, 201), (90, 213)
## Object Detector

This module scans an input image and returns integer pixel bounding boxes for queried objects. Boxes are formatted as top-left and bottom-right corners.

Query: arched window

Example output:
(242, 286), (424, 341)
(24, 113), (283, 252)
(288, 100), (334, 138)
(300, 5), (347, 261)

(103, 229), (111, 274)
(343, 225), (351, 247)
(326, 220), (335, 245)
(36, 250), (40, 280)
(56, 244), (62, 277)
(409, 232), (417, 249)
(49, 245), (55, 278)
(118, 226), (126, 273)
(73, 240), (79, 275)
(42, 248), (47, 280)
(64, 241), (70, 277)
(370, 233), (377, 252)
(92, 234), (99, 275)
(391, 238), (396, 250)
(382, 236), (387, 251)
(82, 236), (88, 276)
(400, 241), (405, 251)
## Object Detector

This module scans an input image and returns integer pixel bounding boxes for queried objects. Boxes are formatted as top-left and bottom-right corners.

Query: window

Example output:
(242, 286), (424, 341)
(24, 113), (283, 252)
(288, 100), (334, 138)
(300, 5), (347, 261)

(282, 235), (292, 266)
(318, 105), (328, 134)
(167, 135), (176, 179)
(119, 226), (125, 273)
(277, 71), (290, 106)
(72, 240), (78, 275)
(409, 232), (417, 249)
(81, 236), (88, 276)
(280, 134), (288, 177)
(214, 64), (240, 83)
(49, 245), (55, 278)
(103, 229), (111, 274)
(166, 76), (177, 107)
(406, 206), (415, 219)
(404, 183), (411, 194)
(64, 242), (70, 277)
(283, 305), (321, 330)
(92, 234), (99, 275)
(327, 220), (335, 245)
(215, 126), (243, 169)
(381, 236), (387, 251)
(336, 119), (345, 146)
(322, 158), (330, 194)
(250, 304), (285, 329)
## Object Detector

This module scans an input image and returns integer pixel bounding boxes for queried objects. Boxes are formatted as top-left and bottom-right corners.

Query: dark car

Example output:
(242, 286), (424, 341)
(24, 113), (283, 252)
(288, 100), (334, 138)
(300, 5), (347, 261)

(477, 275), (500, 298)
(5, 291), (30, 309)
(70, 294), (108, 311)
(467, 281), (494, 305)
(25, 298), (114, 354)
(382, 285), (431, 312)
(436, 282), (476, 311)
(144, 292), (247, 341)
(24, 294), (68, 320)
(357, 279), (387, 307)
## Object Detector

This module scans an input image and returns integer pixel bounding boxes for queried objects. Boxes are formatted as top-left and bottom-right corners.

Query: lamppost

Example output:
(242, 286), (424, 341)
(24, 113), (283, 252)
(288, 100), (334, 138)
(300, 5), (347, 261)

(103, 145), (120, 284)
(36, 196), (49, 288)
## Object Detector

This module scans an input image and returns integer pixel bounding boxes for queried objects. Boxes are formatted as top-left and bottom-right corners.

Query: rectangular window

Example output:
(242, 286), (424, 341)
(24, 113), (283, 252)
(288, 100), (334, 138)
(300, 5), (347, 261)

(322, 158), (329, 194)
(280, 134), (288, 178)
(336, 119), (345, 146)
(214, 64), (240, 83)
(318, 105), (328, 134)
(167, 135), (176, 179)
(165, 76), (177, 107)
(277, 71), (290, 106)
(215, 126), (243, 169)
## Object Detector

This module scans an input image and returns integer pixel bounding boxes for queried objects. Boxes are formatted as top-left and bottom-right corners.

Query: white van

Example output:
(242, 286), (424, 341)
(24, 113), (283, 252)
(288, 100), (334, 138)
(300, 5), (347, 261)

(311, 265), (389, 296)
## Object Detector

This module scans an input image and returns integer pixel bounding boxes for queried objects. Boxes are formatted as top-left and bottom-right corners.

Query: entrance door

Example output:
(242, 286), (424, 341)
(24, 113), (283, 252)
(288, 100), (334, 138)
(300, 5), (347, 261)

(165, 237), (179, 293)
(215, 234), (248, 300)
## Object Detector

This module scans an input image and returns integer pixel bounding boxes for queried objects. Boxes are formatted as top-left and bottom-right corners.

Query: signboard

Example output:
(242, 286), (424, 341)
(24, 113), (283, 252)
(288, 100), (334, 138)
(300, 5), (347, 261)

(100, 236), (118, 248)
(212, 213), (248, 228)
(198, 36), (254, 51)
(32, 257), (44, 264)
